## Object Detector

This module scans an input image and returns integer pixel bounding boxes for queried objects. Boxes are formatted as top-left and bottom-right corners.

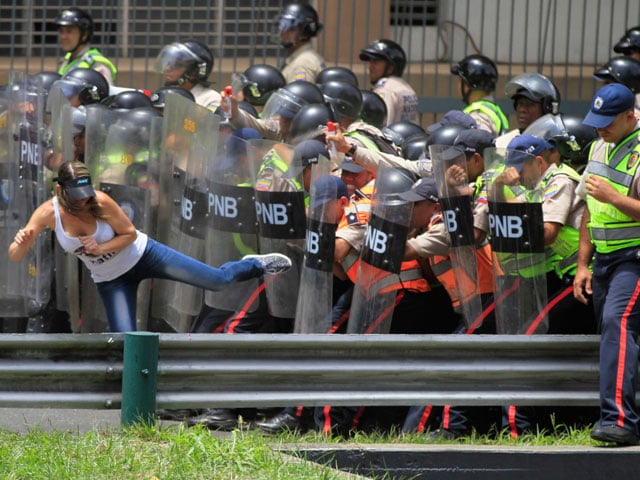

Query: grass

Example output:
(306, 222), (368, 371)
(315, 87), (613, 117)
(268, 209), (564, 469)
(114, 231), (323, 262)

(0, 424), (350, 480)
(0, 413), (608, 479)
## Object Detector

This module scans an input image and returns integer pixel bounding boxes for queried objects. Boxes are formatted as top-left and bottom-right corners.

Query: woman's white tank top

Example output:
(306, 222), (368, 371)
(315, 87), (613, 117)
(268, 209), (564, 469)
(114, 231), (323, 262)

(52, 196), (148, 282)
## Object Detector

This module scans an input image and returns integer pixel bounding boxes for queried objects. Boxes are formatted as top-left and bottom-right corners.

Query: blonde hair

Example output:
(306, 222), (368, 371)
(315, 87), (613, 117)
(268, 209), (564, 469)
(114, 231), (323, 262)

(56, 161), (107, 219)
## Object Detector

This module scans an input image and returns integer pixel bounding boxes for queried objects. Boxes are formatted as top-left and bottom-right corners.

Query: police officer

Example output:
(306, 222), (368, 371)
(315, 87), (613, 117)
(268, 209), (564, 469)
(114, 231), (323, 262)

(497, 72), (560, 148)
(451, 54), (510, 137)
(360, 90), (388, 130)
(275, 2), (326, 83)
(574, 83), (640, 446)
(359, 39), (418, 125)
(593, 56), (640, 116)
(55, 68), (111, 107)
(55, 7), (116, 85)
(232, 64), (286, 111)
(154, 40), (221, 111)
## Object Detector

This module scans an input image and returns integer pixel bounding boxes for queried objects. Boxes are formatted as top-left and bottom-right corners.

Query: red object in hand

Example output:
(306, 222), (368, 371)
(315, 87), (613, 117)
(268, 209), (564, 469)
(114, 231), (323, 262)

(327, 121), (336, 134)
(224, 86), (233, 96)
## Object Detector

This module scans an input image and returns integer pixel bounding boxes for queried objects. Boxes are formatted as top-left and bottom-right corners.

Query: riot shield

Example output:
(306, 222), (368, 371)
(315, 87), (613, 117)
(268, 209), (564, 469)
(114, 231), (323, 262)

(46, 83), (73, 169)
(294, 157), (335, 333)
(4, 72), (53, 317)
(248, 138), (305, 319)
(347, 164), (414, 334)
(204, 135), (261, 313)
(484, 147), (548, 334)
(151, 94), (219, 332)
(430, 144), (483, 328)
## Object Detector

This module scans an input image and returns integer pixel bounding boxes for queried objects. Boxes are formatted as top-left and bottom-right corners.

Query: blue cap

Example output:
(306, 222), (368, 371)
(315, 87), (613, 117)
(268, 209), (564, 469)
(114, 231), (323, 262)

(453, 129), (495, 154)
(292, 139), (328, 169)
(584, 83), (635, 128)
(310, 174), (349, 209)
(335, 156), (365, 173)
(506, 134), (554, 171)
(224, 128), (261, 157)
(398, 177), (439, 203)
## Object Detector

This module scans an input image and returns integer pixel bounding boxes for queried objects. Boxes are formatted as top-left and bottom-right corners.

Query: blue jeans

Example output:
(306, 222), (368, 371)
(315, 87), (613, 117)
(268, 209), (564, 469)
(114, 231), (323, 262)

(96, 238), (263, 332)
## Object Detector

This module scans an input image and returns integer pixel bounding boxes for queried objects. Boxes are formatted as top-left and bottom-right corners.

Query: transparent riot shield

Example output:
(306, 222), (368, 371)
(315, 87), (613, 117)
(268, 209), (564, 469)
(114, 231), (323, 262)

(83, 105), (161, 332)
(152, 94), (219, 332)
(204, 135), (261, 313)
(46, 83), (73, 169)
(347, 165), (414, 334)
(484, 147), (548, 334)
(294, 158), (335, 333)
(430, 144), (483, 328)
(5, 72), (53, 318)
(248, 138), (305, 319)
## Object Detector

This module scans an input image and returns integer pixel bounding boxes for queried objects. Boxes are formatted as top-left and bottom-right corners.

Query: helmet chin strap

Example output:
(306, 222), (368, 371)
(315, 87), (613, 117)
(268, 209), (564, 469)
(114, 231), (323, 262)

(461, 82), (471, 104)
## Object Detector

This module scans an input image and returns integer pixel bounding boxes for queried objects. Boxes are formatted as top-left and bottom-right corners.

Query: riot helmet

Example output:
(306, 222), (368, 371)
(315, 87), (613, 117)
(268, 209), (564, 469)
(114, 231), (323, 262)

(58, 67), (110, 105)
(505, 72), (560, 114)
(260, 80), (324, 122)
(150, 86), (195, 110)
(154, 40), (214, 85)
(359, 39), (407, 76)
(402, 133), (430, 161)
(232, 64), (285, 106)
(374, 167), (418, 205)
(316, 66), (359, 87)
(613, 26), (640, 55)
(426, 124), (468, 147)
(289, 103), (335, 142)
(360, 90), (387, 129)
(275, 2), (323, 41)
(320, 80), (363, 123)
(555, 115), (598, 164)
(451, 54), (498, 91)
(593, 56), (640, 93)
(107, 90), (153, 110)
(382, 121), (425, 146)
(28, 72), (62, 93)
(55, 7), (94, 44)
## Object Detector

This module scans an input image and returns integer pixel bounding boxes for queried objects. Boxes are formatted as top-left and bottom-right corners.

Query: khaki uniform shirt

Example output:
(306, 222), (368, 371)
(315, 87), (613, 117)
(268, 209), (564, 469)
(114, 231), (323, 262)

(191, 83), (221, 111)
(281, 43), (326, 83)
(407, 218), (451, 258)
(372, 76), (418, 125)
(494, 129), (520, 149)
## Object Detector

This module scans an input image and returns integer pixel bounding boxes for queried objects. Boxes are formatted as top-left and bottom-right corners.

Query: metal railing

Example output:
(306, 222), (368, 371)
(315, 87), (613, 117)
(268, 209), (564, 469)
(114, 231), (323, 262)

(0, 333), (630, 418)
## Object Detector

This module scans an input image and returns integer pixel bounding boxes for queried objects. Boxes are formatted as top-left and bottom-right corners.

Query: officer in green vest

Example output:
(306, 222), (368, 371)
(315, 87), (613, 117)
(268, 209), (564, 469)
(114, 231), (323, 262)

(451, 54), (509, 137)
(55, 7), (117, 85)
(574, 83), (640, 446)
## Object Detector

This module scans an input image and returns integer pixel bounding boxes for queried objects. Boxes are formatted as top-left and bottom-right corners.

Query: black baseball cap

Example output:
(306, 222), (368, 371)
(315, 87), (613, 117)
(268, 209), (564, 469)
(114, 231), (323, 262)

(59, 176), (96, 200)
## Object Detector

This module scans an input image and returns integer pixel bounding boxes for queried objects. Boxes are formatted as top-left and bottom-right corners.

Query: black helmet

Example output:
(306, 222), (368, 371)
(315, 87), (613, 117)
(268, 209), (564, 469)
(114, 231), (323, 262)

(359, 39), (407, 76)
(150, 86), (195, 109)
(593, 56), (640, 93)
(556, 115), (598, 163)
(154, 40), (213, 84)
(613, 26), (640, 54)
(107, 90), (154, 110)
(55, 7), (93, 42)
(320, 80), (363, 122)
(402, 133), (429, 160)
(316, 66), (359, 87)
(374, 167), (418, 205)
(59, 68), (109, 105)
(289, 103), (335, 141)
(360, 90), (387, 129)
(451, 54), (498, 92)
(505, 72), (560, 114)
(235, 64), (285, 106)
(28, 71), (61, 93)
(261, 80), (325, 120)
(382, 121), (425, 146)
(276, 3), (323, 39)
(426, 125), (468, 147)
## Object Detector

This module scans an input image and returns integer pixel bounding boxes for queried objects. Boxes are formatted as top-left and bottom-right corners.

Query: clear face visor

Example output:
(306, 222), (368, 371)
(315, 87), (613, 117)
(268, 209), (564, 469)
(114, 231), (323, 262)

(522, 113), (566, 142)
(154, 43), (199, 73)
(231, 73), (260, 101)
(260, 88), (305, 124)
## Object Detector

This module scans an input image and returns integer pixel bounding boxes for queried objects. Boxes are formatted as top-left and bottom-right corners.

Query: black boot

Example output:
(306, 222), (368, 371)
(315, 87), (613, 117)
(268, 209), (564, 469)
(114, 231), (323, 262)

(187, 408), (239, 430)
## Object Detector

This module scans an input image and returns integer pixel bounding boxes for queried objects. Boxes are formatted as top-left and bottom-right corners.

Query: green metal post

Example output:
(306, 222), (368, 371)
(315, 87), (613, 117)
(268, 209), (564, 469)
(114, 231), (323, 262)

(121, 331), (159, 426)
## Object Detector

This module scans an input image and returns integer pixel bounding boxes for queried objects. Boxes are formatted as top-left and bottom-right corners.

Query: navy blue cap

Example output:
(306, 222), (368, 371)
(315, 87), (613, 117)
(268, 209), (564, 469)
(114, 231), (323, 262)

(59, 175), (96, 200)
(426, 110), (477, 133)
(506, 134), (553, 171)
(292, 139), (328, 169)
(225, 128), (261, 157)
(584, 83), (636, 128)
(453, 129), (495, 154)
(397, 177), (439, 203)
(310, 174), (349, 209)
(336, 156), (365, 173)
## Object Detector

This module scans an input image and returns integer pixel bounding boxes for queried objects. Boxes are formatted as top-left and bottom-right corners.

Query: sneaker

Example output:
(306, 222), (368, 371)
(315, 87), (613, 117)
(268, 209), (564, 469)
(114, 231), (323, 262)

(243, 253), (292, 275)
